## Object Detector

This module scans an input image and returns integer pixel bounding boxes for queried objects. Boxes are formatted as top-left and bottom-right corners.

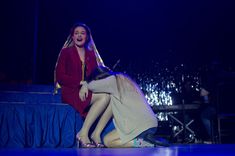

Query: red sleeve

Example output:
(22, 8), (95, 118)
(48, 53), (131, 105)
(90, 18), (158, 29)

(55, 49), (80, 88)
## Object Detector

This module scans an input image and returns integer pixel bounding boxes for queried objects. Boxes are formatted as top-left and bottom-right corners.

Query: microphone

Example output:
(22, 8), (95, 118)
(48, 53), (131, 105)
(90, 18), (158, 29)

(112, 59), (120, 70)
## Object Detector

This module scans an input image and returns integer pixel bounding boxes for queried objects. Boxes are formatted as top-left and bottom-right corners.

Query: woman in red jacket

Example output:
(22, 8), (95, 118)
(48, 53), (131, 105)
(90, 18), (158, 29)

(55, 23), (110, 148)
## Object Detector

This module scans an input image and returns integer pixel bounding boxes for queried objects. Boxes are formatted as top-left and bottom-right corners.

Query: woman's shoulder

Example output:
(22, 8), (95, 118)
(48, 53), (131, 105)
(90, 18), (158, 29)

(86, 48), (96, 56)
(86, 48), (94, 53)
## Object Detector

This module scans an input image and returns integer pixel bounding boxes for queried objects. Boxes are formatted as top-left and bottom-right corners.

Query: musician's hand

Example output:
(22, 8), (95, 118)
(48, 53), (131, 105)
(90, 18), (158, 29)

(79, 81), (88, 101)
(200, 88), (209, 96)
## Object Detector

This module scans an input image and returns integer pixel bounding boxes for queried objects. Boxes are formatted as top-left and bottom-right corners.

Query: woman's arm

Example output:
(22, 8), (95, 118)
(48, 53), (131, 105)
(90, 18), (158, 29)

(87, 75), (116, 94)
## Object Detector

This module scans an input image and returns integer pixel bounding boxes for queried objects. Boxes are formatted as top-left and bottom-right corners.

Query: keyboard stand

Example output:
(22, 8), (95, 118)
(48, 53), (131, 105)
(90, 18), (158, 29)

(168, 113), (196, 143)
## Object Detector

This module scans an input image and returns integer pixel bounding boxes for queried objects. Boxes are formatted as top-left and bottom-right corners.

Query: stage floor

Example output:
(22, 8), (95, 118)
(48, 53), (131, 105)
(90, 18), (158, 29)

(1, 144), (235, 156)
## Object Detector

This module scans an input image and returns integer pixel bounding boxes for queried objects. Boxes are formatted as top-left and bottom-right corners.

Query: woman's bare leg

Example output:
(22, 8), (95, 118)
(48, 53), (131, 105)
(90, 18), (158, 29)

(77, 93), (110, 144)
(91, 104), (113, 144)
(103, 129), (134, 148)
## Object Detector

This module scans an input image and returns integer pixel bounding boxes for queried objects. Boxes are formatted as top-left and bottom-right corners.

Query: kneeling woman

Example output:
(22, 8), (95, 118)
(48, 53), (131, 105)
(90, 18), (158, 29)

(86, 68), (158, 148)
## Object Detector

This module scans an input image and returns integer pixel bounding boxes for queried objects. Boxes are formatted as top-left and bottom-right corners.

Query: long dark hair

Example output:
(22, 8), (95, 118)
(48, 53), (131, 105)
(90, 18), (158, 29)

(70, 22), (91, 48)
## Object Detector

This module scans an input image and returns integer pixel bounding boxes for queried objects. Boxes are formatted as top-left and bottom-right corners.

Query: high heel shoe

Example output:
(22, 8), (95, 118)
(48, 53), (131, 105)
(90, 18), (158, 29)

(90, 137), (105, 148)
(76, 137), (96, 148)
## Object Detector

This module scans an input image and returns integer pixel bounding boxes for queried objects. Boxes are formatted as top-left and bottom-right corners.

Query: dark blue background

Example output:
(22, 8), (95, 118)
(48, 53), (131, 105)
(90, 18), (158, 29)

(1, 0), (235, 84)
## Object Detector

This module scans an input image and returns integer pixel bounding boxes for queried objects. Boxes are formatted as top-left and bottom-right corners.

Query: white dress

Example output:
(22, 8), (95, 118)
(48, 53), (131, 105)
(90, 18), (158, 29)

(88, 74), (158, 144)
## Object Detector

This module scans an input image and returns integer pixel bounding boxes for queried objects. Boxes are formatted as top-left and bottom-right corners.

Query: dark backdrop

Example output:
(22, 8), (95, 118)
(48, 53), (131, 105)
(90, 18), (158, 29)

(1, 0), (235, 84)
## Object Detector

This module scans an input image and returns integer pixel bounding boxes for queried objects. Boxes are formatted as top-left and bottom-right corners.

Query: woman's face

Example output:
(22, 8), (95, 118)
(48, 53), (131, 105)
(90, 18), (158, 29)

(72, 26), (87, 48)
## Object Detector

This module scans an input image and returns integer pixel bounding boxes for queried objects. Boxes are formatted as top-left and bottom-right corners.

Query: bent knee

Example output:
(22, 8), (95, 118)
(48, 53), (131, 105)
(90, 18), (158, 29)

(91, 93), (110, 104)
(104, 93), (111, 102)
(103, 135), (112, 147)
(98, 93), (110, 103)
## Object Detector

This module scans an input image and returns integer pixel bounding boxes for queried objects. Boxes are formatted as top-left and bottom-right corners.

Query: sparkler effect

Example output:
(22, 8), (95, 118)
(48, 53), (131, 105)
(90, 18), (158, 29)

(131, 64), (201, 121)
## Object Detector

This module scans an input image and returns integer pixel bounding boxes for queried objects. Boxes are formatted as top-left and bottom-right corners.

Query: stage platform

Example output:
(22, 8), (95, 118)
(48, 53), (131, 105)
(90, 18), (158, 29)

(1, 144), (235, 156)
(1, 83), (235, 148)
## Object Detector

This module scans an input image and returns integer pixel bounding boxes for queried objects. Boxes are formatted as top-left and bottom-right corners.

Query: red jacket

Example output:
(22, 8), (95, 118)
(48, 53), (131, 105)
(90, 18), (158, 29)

(55, 46), (98, 117)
